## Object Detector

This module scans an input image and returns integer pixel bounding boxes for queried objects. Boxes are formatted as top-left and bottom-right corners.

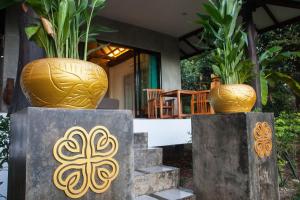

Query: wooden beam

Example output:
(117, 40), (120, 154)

(107, 50), (134, 67)
(182, 38), (202, 53)
(180, 49), (188, 56)
(179, 28), (203, 41)
(263, 0), (300, 9)
(180, 51), (204, 60)
(258, 15), (300, 33)
(262, 5), (279, 24)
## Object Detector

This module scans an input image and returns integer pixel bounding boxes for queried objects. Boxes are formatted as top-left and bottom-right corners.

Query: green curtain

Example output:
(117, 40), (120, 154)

(149, 55), (158, 88)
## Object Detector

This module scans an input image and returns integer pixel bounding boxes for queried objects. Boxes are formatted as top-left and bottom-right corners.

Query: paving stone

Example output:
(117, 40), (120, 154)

(134, 148), (163, 169)
(134, 132), (148, 149)
(151, 188), (195, 200)
(134, 165), (179, 196)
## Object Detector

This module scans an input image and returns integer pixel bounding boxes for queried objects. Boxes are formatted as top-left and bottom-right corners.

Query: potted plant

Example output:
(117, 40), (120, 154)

(10, 0), (111, 109)
(196, 0), (256, 113)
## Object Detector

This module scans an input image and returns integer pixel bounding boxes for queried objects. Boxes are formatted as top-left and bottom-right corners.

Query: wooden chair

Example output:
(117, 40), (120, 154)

(143, 89), (174, 118)
(191, 90), (213, 114)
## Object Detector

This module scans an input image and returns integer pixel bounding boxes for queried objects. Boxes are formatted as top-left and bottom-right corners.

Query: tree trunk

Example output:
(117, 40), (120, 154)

(8, 7), (44, 114)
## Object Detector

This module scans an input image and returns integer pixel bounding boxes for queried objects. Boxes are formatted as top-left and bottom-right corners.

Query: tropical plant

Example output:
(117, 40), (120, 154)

(275, 112), (300, 186)
(0, 0), (113, 61)
(0, 116), (9, 170)
(259, 46), (300, 105)
(181, 53), (213, 91)
(196, 0), (253, 84)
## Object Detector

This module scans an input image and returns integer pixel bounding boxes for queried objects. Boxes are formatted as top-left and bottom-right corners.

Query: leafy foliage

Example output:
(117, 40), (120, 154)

(0, 116), (9, 170)
(257, 22), (300, 113)
(259, 46), (300, 106)
(275, 112), (300, 185)
(196, 0), (252, 84)
(181, 53), (213, 90)
(0, 0), (114, 60)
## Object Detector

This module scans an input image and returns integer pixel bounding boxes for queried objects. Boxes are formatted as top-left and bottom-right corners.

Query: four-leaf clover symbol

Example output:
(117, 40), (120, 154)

(53, 126), (119, 198)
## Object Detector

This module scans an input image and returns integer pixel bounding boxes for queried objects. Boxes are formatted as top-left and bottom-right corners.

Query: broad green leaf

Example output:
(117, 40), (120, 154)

(203, 3), (223, 25)
(259, 46), (282, 63)
(26, 0), (47, 15)
(260, 71), (268, 105)
(25, 25), (40, 39)
(57, 0), (69, 42)
(77, 0), (88, 13)
(268, 72), (300, 97)
(93, 0), (106, 8)
(212, 65), (221, 76)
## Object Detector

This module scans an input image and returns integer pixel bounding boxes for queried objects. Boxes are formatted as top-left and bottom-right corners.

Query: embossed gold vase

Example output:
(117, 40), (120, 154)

(21, 58), (108, 109)
(209, 84), (256, 113)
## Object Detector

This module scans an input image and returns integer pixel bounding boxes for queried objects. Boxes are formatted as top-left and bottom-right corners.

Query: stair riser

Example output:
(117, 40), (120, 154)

(134, 148), (162, 169)
(134, 132), (148, 149)
(134, 169), (179, 196)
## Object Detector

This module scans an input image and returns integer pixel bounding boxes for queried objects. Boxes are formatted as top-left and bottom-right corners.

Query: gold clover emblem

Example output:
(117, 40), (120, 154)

(53, 126), (119, 199)
(253, 122), (272, 158)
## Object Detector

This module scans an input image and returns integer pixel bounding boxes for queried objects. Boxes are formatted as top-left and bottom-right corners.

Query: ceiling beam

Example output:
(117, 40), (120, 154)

(258, 15), (300, 33)
(180, 51), (204, 60)
(262, 0), (300, 9)
(178, 28), (203, 41)
(182, 38), (202, 52)
(180, 49), (188, 56)
(262, 5), (279, 24)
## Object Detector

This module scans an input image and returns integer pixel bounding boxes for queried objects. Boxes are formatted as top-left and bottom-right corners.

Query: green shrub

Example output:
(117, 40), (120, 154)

(275, 112), (300, 185)
(0, 116), (9, 170)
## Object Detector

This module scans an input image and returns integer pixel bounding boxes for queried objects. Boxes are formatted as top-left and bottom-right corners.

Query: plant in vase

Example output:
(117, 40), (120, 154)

(11, 0), (112, 109)
(196, 0), (256, 113)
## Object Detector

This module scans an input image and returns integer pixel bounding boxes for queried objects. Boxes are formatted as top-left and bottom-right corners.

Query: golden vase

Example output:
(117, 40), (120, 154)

(21, 58), (108, 109)
(209, 84), (256, 113)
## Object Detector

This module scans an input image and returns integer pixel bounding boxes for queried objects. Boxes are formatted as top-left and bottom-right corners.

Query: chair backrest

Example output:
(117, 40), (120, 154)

(210, 75), (221, 89)
(194, 90), (213, 114)
(143, 89), (163, 101)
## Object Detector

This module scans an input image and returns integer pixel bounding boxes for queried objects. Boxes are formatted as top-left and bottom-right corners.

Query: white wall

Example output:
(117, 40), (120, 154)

(134, 119), (191, 147)
(109, 58), (134, 109)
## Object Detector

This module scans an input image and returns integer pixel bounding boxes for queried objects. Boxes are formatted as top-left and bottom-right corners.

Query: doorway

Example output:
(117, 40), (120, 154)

(88, 42), (161, 117)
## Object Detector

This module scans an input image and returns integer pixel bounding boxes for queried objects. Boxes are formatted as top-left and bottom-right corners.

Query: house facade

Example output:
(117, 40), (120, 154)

(1, 0), (299, 115)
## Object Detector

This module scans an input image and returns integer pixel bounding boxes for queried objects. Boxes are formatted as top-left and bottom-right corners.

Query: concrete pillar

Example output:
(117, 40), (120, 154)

(192, 113), (279, 200)
(8, 108), (134, 200)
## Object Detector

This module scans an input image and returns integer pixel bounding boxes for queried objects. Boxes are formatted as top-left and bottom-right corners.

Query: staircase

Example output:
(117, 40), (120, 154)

(134, 132), (195, 200)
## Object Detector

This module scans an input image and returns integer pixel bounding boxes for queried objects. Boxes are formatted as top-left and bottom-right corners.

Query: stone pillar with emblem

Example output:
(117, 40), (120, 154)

(192, 113), (279, 200)
(8, 108), (134, 200)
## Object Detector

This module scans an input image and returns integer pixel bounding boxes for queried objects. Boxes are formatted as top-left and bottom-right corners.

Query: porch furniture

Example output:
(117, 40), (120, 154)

(191, 90), (213, 115)
(210, 74), (221, 89)
(144, 89), (174, 118)
(160, 90), (196, 119)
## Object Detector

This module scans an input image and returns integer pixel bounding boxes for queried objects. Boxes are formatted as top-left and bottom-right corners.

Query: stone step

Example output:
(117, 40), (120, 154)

(134, 148), (163, 169)
(135, 188), (195, 200)
(151, 188), (195, 200)
(134, 165), (179, 197)
(135, 195), (159, 200)
(134, 132), (148, 149)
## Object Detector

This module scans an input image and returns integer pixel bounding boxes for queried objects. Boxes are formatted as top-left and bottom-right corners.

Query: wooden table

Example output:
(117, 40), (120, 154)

(160, 90), (196, 119)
